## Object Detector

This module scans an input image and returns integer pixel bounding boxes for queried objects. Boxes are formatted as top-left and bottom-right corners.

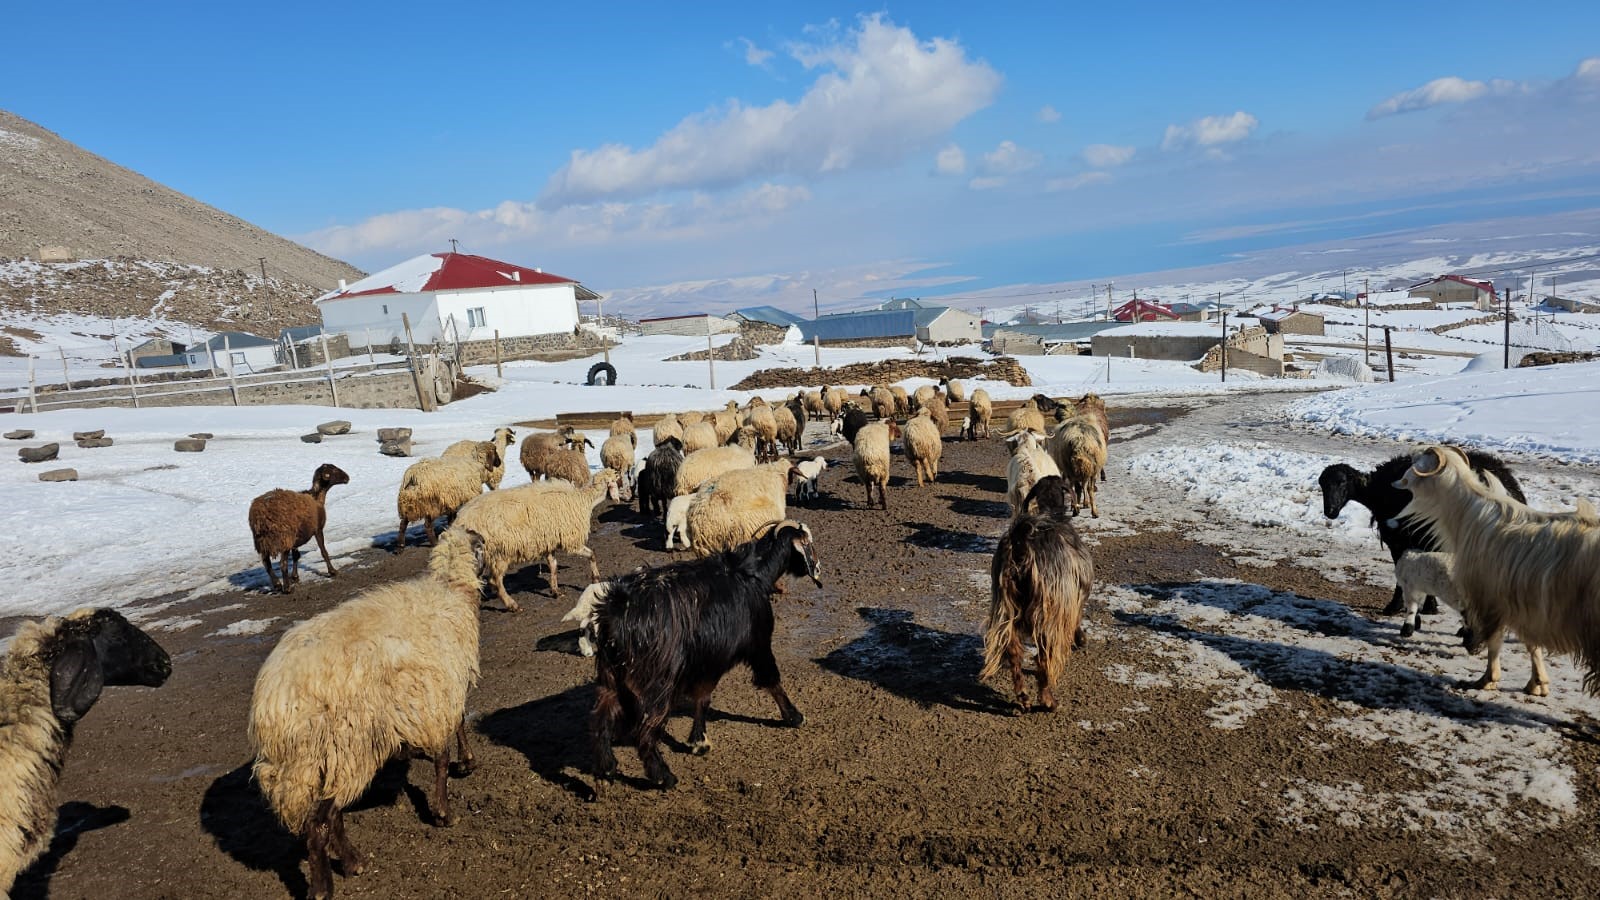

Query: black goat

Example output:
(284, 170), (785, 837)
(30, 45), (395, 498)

(1319, 451), (1525, 615)
(590, 521), (822, 790)
(837, 407), (871, 447)
(637, 437), (684, 520)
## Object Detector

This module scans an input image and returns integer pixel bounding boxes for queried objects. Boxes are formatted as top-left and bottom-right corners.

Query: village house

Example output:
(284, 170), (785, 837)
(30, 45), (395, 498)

(1111, 298), (1180, 322)
(184, 331), (279, 374)
(1258, 308), (1326, 336)
(638, 313), (741, 336)
(1408, 275), (1498, 311)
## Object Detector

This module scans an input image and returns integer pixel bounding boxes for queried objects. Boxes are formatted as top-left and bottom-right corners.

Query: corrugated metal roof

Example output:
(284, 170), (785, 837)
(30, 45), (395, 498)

(878, 297), (925, 310)
(201, 331), (276, 350)
(280, 324), (325, 342)
(732, 306), (805, 327)
(912, 306), (953, 327)
(798, 309), (917, 341)
(990, 322), (1122, 341)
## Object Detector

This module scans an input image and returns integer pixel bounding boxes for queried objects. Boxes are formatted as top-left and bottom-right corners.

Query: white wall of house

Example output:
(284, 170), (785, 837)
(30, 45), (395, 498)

(318, 283), (582, 348)
(919, 309), (982, 343)
(185, 344), (279, 374)
(319, 292), (440, 346)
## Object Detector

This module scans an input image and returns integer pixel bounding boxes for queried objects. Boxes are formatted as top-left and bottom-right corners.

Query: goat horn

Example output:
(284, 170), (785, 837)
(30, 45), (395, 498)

(1412, 448), (1447, 477)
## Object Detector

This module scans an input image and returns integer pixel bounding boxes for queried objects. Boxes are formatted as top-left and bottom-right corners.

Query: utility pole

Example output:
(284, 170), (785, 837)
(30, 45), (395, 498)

(1220, 310), (1228, 383)
(812, 289), (821, 367)
(705, 313), (716, 391)
(258, 257), (267, 282)
(449, 238), (459, 254)
(1106, 281), (1114, 321)
(597, 295), (610, 366)
(1384, 326), (1395, 382)
(1504, 280), (1512, 368)
(1363, 277), (1371, 367)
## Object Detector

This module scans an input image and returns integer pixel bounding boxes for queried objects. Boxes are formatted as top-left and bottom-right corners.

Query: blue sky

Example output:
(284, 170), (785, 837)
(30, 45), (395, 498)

(5, 2), (1600, 312)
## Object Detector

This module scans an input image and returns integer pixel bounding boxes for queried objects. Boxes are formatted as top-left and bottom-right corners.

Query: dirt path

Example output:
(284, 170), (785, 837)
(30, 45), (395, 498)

(14, 395), (1600, 899)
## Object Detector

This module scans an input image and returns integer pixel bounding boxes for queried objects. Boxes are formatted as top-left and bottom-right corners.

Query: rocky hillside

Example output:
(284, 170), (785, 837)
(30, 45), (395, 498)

(0, 108), (362, 336)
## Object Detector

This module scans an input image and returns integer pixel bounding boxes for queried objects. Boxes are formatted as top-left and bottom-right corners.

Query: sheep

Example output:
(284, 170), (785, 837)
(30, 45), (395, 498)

(590, 521), (823, 790)
(852, 420), (898, 510)
(712, 407), (740, 445)
(609, 413), (636, 448)
(902, 409), (943, 487)
(1046, 415), (1107, 518)
(773, 402), (800, 456)
(912, 384), (938, 412)
(1005, 403), (1048, 437)
(685, 466), (800, 557)
(729, 424), (760, 453)
(821, 385), (843, 418)
(744, 402), (779, 461)
(249, 527), (486, 900)
(396, 450), (499, 550)
(791, 457), (828, 506)
(600, 434), (637, 490)
(663, 494), (695, 552)
(1393, 551), (1469, 639)
(961, 388), (993, 441)
(802, 390), (827, 422)
(563, 581), (607, 658)
(0, 608), (170, 894)
(939, 377), (965, 403)
(544, 447), (593, 488)
(889, 385), (910, 416)
(442, 426), (516, 489)
(865, 386), (896, 419)
(1030, 394), (1063, 415)
(651, 413), (684, 448)
(1006, 431), (1062, 517)
(1393, 445), (1600, 697)
(638, 437), (685, 519)
(455, 469), (624, 609)
(248, 463), (351, 594)
(1074, 394), (1109, 481)
(833, 406), (871, 447)
(675, 444), (756, 495)
(922, 394), (950, 435)
(1320, 451), (1526, 616)
(519, 427), (584, 482)
(982, 476), (1094, 713)
(678, 410), (706, 427)
(682, 420), (720, 453)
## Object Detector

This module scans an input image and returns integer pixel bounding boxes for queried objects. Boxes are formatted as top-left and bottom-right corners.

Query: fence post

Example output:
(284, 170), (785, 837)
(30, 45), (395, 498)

(223, 334), (240, 405)
(402, 313), (429, 411)
(493, 329), (503, 379)
(321, 333), (341, 407)
(28, 356), (38, 414)
(126, 351), (141, 408)
(58, 347), (70, 387)
(1384, 326), (1395, 382)
(365, 329), (375, 364)
(287, 337), (301, 370)
(705, 314), (716, 391)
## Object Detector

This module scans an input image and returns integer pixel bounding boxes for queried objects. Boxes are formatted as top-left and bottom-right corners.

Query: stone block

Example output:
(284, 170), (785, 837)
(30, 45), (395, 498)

(174, 439), (206, 452)
(38, 468), (78, 482)
(18, 443), (59, 463)
(317, 420), (352, 435)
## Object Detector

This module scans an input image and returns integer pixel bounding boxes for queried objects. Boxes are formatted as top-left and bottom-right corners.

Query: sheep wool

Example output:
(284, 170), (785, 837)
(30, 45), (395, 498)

(745, 403), (778, 460)
(454, 470), (623, 608)
(545, 447), (593, 488)
(941, 378), (966, 404)
(397, 454), (496, 548)
(519, 431), (567, 481)
(442, 427), (516, 489)
(600, 435), (636, 483)
(852, 421), (895, 510)
(676, 445), (756, 495)
(1007, 433), (1062, 517)
(902, 411), (943, 487)
(686, 467), (790, 557)
(1046, 416), (1107, 518)
(1006, 405), (1047, 437)
(652, 414), (684, 448)
(682, 421), (719, 454)
(772, 403), (800, 455)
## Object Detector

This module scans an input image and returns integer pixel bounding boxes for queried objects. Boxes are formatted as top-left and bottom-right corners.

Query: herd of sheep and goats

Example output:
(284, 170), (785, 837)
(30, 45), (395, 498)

(3, 375), (1598, 897)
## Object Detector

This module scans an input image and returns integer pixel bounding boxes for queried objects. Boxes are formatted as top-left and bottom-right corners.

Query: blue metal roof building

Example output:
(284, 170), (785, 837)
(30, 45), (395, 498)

(796, 309), (918, 343)
(731, 306), (806, 327)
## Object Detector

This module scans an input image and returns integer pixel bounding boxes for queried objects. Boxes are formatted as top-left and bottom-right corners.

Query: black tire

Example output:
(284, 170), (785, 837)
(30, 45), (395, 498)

(587, 362), (617, 386)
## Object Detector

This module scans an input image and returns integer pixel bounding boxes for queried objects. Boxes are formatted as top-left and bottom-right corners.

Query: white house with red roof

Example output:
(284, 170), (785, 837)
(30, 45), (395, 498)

(314, 251), (600, 347)
(1407, 274), (1497, 311)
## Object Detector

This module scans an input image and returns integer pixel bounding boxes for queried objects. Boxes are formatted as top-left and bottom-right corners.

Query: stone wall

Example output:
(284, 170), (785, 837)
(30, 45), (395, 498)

(818, 336), (918, 350)
(731, 355), (1031, 390)
(449, 329), (612, 365)
(289, 333), (351, 366)
(1091, 333), (1217, 361)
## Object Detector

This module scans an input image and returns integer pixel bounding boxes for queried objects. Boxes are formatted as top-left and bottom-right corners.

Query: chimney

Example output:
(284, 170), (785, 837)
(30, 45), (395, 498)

(338, 278), (347, 291)
(511, 271), (520, 282)
(535, 267), (542, 273)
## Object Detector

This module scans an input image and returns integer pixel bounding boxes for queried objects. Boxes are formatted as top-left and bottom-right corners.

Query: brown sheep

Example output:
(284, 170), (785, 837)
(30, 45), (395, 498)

(248, 464), (351, 594)
(545, 447), (593, 487)
(890, 386), (910, 416)
(922, 395), (950, 435)
(1075, 393), (1110, 482)
(520, 427), (587, 481)
(866, 386), (896, 419)
(802, 390), (827, 422)
(773, 402), (800, 456)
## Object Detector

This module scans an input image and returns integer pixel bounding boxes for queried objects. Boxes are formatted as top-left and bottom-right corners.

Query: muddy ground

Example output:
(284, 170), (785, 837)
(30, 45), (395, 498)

(12, 396), (1600, 899)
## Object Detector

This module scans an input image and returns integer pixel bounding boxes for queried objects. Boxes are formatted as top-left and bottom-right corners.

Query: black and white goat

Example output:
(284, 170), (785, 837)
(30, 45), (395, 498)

(1319, 451), (1524, 616)
(589, 521), (822, 790)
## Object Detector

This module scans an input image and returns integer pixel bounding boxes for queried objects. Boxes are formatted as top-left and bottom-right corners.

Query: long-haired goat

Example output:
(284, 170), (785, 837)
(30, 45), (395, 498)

(590, 522), (823, 790)
(1321, 451), (1525, 615)
(982, 476), (1093, 713)
(1394, 445), (1599, 697)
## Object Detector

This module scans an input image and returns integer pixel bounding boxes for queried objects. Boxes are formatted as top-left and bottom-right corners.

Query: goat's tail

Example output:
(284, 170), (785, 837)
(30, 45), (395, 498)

(982, 521), (1034, 681)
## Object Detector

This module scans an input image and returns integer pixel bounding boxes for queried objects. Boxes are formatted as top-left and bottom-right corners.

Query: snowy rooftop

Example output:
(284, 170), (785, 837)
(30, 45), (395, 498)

(1098, 322), (1227, 338)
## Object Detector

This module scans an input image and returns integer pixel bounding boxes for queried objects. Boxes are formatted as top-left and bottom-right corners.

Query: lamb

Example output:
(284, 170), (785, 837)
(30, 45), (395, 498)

(609, 414), (636, 448)
(889, 386), (910, 416)
(441, 426), (516, 489)
(544, 447), (593, 488)
(638, 437), (685, 519)
(396, 450), (499, 549)
(1046, 415), (1107, 518)
(791, 457), (828, 506)
(684, 466), (799, 558)
(961, 388), (993, 441)
(1320, 450), (1526, 616)
(248, 463), (351, 594)
(852, 420), (899, 510)
(938, 377), (965, 403)
(0, 608), (170, 894)
(249, 527), (486, 899)
(773, 402), (800, 456)
(590, 522), (822, 790)
(455, 469), (625, 609)
(901, 409), (943, 487)
(1393, 445), (1600, 697)
(1393, 551), (1469, 639)
(744, 402), (779, 461)
(663, 493), (695, 552)
(682, 420), (719, 453)
(675, 444), (756, 495)
(600, 434), (637, 490)
(562, 580), (607, 658)
(1007, 431), (1062, 518)
(982, 476), (1094, 713)
(651, 413), (684, 448)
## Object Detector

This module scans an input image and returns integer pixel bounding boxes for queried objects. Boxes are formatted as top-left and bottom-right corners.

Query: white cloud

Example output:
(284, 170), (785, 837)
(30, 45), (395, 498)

(1045, 171), (1112, 192)
(968, 175), (1006, 190)
(980, 140), (1042, 175)
(934, 143), (967, 175)
(1577, 57), (1600, 81)
(738, 37), (775, 67)
(1082, 143), (1135, 168)
(1367, 76), (1493, 119)
(1037, 104), (1062, 123)
(540, 14), (1001, 207)
(301, 184), (813, 260)
(1162, 111), (1259, 151)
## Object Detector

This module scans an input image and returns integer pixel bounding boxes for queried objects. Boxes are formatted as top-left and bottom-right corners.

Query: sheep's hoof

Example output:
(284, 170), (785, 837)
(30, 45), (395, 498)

(689, 738), (713, 756)
(503, 600), (521, 613)
(1525, 680), (1551, 698)
(1462, 676), (1499, 692)
(451, 758), (478, 777)
(432, 811), (457, 827)
(1400, 622), (1415, 638)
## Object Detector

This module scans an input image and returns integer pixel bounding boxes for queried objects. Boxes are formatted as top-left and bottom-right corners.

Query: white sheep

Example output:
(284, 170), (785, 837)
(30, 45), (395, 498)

(249, 527), (485, 900)
(712, 406), (740, 445)
(562, 581), (609, 658)
(852, 420), (898, 510)
(396, 451), (499, 549)
(441, 426), (516, 489)
(0, 609), (170, 894)
(652, 413), (684, 448)
(902, 409), (943, 487)
(1006, 402), (1047, 437)
(1046, 415), (1107, 518)
(453, 469), (624, 609)
(600, 434), (637, 490)
(682, 420), (719, 453)
(609, 414), (636, 448)
(791, 457), (828, 506)
(772, 402), (800, 455)
(664, 493), (695, 551)
(1007, 431), (1062, 517)
(939, 377), (966, 403)
(675, 445), (756, 495)
(744, 403), (779, 461)
(962, 388), (993, 440)
(685, 466), (793, 557)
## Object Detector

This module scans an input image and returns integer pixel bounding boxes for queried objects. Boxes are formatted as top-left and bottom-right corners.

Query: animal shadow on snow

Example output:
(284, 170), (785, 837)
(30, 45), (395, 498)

(905, 522), (997, 555)
(12, 802), (129, 899)
(200, 760), (427, 898)
(1115, 603), (1578, 736)
(479, 684), (604, 800)
(819, 607), (1008, 714)
(940, 494), (1010, 519)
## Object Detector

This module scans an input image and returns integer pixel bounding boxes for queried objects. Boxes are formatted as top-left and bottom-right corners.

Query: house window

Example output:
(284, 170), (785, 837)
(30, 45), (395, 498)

(467, 307), (488, 328)
(382, 304), (389, 315)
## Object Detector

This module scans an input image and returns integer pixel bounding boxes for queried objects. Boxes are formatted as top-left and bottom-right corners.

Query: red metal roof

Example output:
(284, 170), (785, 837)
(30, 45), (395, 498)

(1111, 299), (1180, 322)
(323, 252), (581, 301)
